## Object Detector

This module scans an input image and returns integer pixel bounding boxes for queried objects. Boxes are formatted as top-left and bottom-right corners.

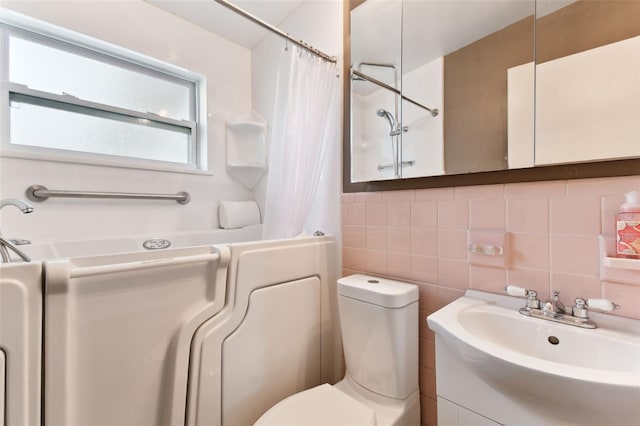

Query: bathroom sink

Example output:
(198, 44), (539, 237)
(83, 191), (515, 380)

(428, 290), (640, 425)
(457, 306), (639, 374)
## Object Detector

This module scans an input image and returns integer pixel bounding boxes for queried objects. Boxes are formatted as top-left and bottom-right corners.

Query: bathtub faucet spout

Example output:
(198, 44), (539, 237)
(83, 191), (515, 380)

(0, 198), (34, 263)
(0, 198), (34, 213)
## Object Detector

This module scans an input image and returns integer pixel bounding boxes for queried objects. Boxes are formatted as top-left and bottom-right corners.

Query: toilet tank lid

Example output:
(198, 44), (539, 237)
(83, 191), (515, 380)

(338, 274), (418, 308)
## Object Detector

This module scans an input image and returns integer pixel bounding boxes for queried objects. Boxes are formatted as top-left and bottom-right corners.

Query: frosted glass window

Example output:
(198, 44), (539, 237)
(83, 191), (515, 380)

(1, 22), (202, 169)
(10, 95), (191, 164)
(9, 35), (193, 121)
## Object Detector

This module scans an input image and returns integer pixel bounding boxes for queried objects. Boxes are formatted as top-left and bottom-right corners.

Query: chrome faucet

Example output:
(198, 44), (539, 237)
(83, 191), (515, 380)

(542, 291), (566, 317)
(504, 285), (619, 329)
(0, 198), (34, 213)
(0, 198), (34, 263)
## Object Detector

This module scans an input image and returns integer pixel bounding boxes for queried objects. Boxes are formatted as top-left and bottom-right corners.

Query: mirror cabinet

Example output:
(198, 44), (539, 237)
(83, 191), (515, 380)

(344, 0), (640, 191)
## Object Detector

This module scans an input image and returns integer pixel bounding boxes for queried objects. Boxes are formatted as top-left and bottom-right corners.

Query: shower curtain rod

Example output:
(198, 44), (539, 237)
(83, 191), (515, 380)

(214, 0), (337, 63)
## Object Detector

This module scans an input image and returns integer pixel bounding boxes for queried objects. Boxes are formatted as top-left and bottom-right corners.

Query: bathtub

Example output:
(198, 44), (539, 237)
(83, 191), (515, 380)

(1, 231), (341, 426)
(14, 224), (263, 260)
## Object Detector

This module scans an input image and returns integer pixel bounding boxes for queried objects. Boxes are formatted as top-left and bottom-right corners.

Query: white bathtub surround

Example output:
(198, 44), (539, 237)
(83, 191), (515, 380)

(44, 245), (231, 426)
(2, 236), (340, 426)
(0, 1), (253, 241)
(187, 237), (341, 425)
(0, 351), (4, 424)
(262, 45), (339, 240)
(12, 225), (263, 261)
(0, 262), (42, 426)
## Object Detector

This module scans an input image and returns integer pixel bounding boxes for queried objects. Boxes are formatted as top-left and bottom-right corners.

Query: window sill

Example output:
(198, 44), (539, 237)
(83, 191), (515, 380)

(1, 148), (213, 176)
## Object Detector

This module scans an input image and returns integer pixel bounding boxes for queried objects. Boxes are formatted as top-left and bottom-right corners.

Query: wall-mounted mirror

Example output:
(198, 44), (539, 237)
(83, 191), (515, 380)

(346, 0), (640, 188)
(533, 0), (640, 167)
(350, 0), (536, 182)
(350, 0), (404, 181)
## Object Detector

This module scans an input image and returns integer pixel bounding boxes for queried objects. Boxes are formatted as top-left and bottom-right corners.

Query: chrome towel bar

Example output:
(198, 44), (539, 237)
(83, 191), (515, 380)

(26, 185), (190, 204)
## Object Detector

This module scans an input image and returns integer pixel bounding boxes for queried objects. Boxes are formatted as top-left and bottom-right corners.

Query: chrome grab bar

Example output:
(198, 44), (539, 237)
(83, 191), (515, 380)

(26, 185), (190, 204)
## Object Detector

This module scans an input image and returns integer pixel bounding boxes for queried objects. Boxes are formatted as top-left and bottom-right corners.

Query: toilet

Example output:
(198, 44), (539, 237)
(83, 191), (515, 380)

(255, 274), (420, 426)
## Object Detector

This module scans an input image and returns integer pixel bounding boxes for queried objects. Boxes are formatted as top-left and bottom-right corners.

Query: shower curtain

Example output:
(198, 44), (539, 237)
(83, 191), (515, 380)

(262, 46), (338, 240)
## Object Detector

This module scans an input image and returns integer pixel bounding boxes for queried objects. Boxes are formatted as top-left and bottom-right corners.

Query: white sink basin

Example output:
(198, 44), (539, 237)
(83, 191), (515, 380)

(428, 290), (640, 425)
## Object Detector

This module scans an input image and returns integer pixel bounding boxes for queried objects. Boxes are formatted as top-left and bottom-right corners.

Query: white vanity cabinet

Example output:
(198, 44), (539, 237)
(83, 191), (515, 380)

(429, 291), (640, 426)
(437, 397), (501, 426)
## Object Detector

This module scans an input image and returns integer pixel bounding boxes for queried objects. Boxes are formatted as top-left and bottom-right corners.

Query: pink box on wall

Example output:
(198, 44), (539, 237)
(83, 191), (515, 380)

(468, 229), (509, 268)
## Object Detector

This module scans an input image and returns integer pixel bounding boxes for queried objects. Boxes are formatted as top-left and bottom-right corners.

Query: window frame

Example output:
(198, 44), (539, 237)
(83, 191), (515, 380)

(0, 10), (208, 174)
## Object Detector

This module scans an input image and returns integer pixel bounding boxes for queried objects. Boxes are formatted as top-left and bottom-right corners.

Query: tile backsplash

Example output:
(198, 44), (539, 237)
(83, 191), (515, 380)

(342, 175), (640, 426)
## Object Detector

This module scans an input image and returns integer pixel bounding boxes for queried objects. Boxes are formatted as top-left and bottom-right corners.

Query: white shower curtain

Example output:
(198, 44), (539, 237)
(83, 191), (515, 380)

(262, 46), (339, 240)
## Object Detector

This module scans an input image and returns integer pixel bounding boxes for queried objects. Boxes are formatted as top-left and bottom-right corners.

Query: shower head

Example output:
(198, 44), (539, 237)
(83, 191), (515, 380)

(376, 109), (395, 132)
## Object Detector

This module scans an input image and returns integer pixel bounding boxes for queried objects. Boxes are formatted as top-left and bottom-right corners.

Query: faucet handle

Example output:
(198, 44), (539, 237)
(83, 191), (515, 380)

(586, 298), (620, 312)
(572, 297), (620, 318)
(504, 285), (540, 309)
(525, 290), (541, 309)
(504, 285), (528, 297)
(572, 298), (589, 318)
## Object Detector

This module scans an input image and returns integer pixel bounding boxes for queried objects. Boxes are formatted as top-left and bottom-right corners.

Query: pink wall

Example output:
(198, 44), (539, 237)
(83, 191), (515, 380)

(341, 175), (640, 426)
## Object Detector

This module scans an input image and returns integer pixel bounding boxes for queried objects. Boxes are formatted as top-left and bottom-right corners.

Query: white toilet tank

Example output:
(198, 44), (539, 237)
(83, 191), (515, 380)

(337, 274), (419, 400)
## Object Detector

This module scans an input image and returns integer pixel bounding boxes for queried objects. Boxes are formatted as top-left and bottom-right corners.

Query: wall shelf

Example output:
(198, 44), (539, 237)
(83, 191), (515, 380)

(226, 111), (267, 189)
(603, 256), (640, 271)
(226, 164), (268, 189)
(599, 235), (640, 286)
(227, 121), (265, 132)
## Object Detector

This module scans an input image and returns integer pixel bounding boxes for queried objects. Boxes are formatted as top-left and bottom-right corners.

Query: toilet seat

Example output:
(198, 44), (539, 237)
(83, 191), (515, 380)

(254, 384), (376, 426)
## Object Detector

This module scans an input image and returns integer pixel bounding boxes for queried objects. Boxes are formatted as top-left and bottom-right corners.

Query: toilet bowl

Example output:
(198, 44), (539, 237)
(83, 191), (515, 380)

(255, 274), (420, 426)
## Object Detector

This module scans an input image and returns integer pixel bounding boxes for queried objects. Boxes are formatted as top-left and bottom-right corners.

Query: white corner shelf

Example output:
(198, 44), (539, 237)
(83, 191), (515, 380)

(603, 256), (640, 271)
(226, 163), (267, 189)
(227, 121), (266, 132)
(226, 111), (267, 189)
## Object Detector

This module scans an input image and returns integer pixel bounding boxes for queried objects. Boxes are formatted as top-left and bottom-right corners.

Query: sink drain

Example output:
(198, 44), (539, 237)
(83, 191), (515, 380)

(548, 336), (560, 345)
